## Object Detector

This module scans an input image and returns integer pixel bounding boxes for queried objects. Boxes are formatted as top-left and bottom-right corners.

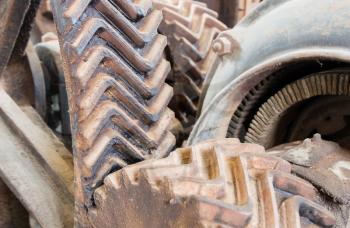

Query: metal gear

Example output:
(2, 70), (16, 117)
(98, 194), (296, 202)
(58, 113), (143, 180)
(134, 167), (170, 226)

(245, 71), (350, 148)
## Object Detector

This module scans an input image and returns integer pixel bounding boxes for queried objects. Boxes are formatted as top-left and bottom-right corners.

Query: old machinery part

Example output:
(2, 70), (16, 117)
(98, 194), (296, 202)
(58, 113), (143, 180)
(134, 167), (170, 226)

(288, 97), (350, 149)
(227, 75), (273, 140)
(188, 0), (350, 145)
(227, 62), (350, 141)
(0, 89), (73, 227)
(51, 0), (176, 222)
(0, 41), (47, 119)
(26, 41), (47, 118)
(198, 0), (261, 27)
(153, 0), (227, 139)
(0, 1), (51, 225)
(0, 0), (31, 76)
(88, 138), (345, 227)
(0, 0), (47, 117)
(35, 34), (71, 148)
(243, 70), (350, 148)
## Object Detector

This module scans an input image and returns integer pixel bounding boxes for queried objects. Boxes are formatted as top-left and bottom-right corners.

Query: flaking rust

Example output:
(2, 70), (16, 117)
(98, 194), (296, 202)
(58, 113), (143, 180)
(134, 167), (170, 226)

(51, 0), (176, 223)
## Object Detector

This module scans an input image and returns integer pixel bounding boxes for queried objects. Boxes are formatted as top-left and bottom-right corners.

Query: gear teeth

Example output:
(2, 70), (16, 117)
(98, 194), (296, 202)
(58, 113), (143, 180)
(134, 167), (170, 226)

(245, 72), (350, 147)
(153, 0), (227, 134)
(89, 139), (336, 227)
(52, 0), (175, 207)
(228, 77), (274, 139)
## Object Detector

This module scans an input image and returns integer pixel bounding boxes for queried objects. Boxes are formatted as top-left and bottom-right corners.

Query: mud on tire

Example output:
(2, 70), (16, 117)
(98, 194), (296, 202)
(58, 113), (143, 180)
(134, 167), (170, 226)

(88, 139), (336, 227)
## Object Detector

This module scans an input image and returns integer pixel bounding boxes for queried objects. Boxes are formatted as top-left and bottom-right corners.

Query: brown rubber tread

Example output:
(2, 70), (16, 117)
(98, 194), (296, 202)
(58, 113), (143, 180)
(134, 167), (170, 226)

(88, 139), (336, 227)
(51, 0), (175, 208)
(153, 0), (227, 132)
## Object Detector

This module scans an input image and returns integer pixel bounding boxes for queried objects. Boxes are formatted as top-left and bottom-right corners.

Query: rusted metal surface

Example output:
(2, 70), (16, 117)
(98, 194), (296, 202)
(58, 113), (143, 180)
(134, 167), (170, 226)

(243, 71), (350, 148)
(89, 139), (338, 227)
(51, 0), (176, 223)
(269, 134), (350, 227)
(0, 89), (73, 227)
(153, 0), (226, 140)
(0, 0), (46, 117)
(188, 0), (350, 145)
(0, 0), (30, 76)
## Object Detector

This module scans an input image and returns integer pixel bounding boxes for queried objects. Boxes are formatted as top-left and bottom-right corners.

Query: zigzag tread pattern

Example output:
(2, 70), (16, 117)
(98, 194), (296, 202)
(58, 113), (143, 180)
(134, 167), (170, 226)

(153, 0), (227, 131)
(89, 139), (336, 227)
(53, 0), (175, 205)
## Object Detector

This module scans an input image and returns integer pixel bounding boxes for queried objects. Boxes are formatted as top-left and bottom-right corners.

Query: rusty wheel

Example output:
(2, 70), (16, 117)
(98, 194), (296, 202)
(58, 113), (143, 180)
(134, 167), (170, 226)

(153, 0), (227, 141)
(88, 138), (344, 227)
(228, 70), (350, 149)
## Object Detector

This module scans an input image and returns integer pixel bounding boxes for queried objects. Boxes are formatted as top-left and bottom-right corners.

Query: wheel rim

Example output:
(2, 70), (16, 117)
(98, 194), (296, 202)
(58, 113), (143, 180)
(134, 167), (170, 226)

(244, 71), (350, 148)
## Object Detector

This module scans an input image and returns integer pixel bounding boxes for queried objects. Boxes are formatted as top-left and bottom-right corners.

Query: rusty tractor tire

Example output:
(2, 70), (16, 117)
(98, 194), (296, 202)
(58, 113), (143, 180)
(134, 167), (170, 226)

(88, 139), (338, 227)
(51, 0), (176, 222)
(153, 0), (227, 138)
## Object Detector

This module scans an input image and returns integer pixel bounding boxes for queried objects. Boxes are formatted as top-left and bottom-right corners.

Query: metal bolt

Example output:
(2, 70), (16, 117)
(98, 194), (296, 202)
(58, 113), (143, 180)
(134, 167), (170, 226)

(212, 35), (234, 56)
